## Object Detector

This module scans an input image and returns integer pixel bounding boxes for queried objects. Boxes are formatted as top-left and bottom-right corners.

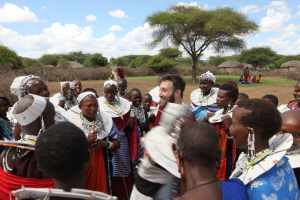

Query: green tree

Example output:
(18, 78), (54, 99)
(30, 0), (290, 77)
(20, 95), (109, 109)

(159, 48), (182, 59)
(0, 45), (23, 70)
(208, 56), (226, 66)
(239, 47), (278, 68)
(147, 6), (257, 82)
(21, 57), (41, 68)
(146, 55), (176, 72)
(129, 55), (152, 68)
(83, 53), (108, 67)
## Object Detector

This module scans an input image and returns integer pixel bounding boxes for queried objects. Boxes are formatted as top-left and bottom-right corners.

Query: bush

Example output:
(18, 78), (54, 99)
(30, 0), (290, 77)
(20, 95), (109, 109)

(0, 45), (23, 70)
(83, 53), (108, 67)
(129, 55), (152, 68)
(147, 55), (176, 73)
(159, 48), (182, 59)
(39, 54), (61, 66)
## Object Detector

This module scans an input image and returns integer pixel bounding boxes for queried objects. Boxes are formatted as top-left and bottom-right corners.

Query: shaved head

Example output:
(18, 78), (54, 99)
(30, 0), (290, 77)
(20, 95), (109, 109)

(282, 110), (300, 134)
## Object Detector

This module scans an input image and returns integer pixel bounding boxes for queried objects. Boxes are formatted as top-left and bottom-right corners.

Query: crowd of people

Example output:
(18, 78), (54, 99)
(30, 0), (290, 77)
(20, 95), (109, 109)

(0, 67), (299, 200)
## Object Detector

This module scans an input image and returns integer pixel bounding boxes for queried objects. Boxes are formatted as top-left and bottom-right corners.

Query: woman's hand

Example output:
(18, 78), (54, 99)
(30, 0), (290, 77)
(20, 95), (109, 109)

(87, 131), (97, 145)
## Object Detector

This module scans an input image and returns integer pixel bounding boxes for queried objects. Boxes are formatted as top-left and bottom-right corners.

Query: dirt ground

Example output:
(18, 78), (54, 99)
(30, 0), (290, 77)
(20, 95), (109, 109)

(48, 78), (295, 104)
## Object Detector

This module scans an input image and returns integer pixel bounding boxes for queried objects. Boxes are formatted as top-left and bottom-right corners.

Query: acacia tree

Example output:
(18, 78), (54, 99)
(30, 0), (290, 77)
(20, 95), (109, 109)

(147, 6), (258, 82)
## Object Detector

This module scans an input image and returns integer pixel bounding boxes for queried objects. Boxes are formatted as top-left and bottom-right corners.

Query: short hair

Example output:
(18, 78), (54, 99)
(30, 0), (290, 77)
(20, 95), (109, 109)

(237, 99), (282, 142)
(159, 74), (186, 96)
(238, 93), (249, 100)
(128, 88), (142, 99)
(144, 93), (152, 100)
(262, 94), (279, 107)
(36, 122), (89, 181)
(219, 83), (239, 103)
(177, 121), (219, 168)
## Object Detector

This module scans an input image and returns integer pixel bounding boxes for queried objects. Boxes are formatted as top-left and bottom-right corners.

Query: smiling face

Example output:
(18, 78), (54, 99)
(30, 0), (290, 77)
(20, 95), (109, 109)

(79, 96), (98, 120)
(216, 89), (231, 108)
(130, 90), (142, 107)
(159, 80), (175, 104)
(199, 79), (213, 96)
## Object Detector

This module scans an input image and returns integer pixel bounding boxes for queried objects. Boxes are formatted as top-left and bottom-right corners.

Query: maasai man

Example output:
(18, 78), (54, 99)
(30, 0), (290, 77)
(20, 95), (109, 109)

(278, 80), (300, 112)
(65, 91), (120, 193)
(208, 83), (239, 180)
(281, 110), (300, 186)
(190, 71), (219, 121)
(112, 67), (128, 98)
(98, 80), (138, 200)
(0, 94), (55, 199)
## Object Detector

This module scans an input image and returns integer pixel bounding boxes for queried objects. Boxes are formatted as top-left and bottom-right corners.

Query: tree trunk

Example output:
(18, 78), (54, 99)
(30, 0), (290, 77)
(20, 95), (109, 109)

(191, 56), (198, 84)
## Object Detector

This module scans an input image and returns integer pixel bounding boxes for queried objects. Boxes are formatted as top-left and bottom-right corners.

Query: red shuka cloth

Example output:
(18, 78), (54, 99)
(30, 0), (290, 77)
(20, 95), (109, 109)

(0, 167), (54, 200)
(85, 147), (108, 193)
(213, 123), (236, 181)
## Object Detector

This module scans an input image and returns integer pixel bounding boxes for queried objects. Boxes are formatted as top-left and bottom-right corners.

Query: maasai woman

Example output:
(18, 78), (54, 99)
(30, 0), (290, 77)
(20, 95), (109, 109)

(9, 75), (51, 139)
(50, 81), (77, 110)
(0, 94), (55, 199)
(70, 80), (83, 97)
(98, 80), (139, 200)
(230, 99), (299, 200)
(208, 83), (239, 180)
(112, 67), (128, 98)
(65, 91), (119, 193)
(190, 71), (219, 121)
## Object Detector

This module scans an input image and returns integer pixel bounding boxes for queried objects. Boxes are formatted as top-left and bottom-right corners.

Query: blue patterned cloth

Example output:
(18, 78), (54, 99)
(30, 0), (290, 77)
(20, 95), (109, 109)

(247, 156), (299, 200)
(221, 179), (248, 200)
(0, 117), (12, 140)
(192, 104), (219, 121)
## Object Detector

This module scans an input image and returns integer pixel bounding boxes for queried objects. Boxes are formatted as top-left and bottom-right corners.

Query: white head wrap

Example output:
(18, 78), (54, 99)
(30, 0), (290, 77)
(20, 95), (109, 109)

(77, 91), (96, 104)
(13, 94), (47, 126)
(60, 81), (69, 90)
(103, 80), (118, 88)
(10, 75), (40, 98)
(199, 71), (216, 83)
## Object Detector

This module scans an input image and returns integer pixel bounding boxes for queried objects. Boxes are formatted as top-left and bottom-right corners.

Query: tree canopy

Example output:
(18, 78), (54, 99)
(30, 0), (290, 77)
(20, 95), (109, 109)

(239, 47), (278, 68)
(147, 6), (258, 82)
(0, 45), (23, 70)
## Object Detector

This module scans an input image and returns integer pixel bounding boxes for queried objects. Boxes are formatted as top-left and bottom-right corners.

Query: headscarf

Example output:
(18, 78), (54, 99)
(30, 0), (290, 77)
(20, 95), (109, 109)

(13, 94), (47, 126)
(103, 80), (118, 88)
(10, 75), (40, 99)
(199, 71), (216, 83)
(77, 92), (96, 104)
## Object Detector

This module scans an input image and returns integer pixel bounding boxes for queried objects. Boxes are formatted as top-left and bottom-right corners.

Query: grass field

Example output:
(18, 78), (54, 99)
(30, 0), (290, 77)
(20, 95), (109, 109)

(48, 75), (297, 104)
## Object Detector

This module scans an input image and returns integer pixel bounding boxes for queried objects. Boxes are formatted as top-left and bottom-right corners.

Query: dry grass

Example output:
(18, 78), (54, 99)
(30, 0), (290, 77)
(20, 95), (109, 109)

(48, 76), (296, 104)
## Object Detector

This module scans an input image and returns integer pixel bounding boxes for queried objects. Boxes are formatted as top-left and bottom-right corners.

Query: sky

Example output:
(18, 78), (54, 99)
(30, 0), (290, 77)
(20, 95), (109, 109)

(0, 0), (299, 59)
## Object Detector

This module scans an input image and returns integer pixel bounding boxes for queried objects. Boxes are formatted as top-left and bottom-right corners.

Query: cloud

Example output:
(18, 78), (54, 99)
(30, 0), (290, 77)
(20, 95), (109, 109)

(240, 5), (261, 15)
(260, 1), (291, 32)
(109, 9), (127, 18)
(176, 1), (208, 9)
(109, 25), (123, 32)
(0, 3), (38, 23)
(85, 14), (97, 22)
(0, 22), (159, 58)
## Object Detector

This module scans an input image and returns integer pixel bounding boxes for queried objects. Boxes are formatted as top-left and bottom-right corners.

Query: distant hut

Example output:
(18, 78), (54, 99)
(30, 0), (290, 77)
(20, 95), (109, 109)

(218, 61), (251, 74)
(280, 60), (300, 72)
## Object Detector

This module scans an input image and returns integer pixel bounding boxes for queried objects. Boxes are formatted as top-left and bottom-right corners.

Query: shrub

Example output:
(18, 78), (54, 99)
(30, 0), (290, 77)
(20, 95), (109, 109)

(83, 53), (108, 67)
(0, 45), (23, 70)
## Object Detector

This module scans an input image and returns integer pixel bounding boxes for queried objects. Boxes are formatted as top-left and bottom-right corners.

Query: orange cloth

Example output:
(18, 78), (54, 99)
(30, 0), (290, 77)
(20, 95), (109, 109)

(213, 123), (236, 181)
(0, 167), (54, 200)
(85, 147), (108, 193)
